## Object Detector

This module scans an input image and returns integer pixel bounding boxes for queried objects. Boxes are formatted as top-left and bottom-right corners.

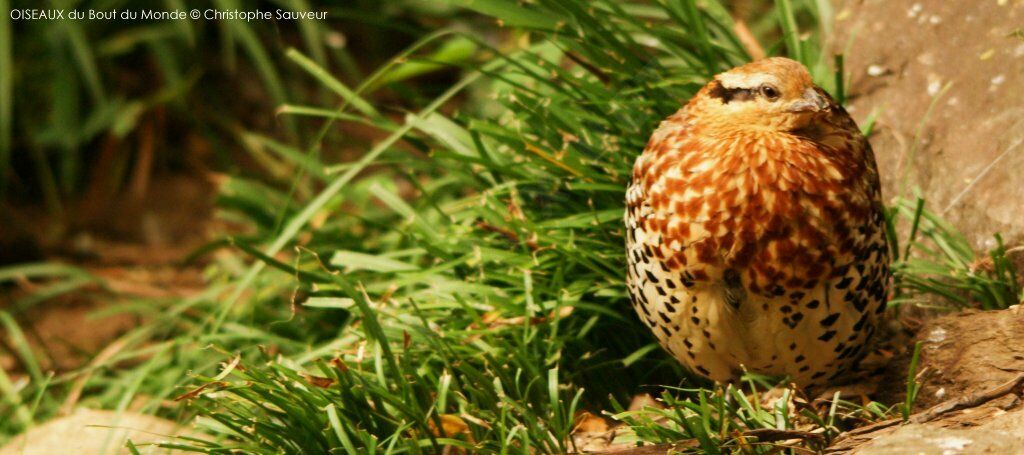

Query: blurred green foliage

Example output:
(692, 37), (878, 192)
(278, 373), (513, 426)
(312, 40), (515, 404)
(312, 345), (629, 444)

(1, 0), (479, 229)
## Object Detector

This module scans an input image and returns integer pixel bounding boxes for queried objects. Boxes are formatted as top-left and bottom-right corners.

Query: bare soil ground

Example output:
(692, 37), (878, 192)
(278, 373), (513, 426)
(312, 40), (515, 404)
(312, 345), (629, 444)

(829, 307), (1024, 453)
(833, 0), (1024, 250)
(0, 172), (214, 374)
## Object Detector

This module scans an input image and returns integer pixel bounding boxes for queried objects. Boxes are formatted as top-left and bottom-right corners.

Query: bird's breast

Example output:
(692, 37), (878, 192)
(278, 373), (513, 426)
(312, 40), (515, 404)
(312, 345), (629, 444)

(639, 129), (876, 296)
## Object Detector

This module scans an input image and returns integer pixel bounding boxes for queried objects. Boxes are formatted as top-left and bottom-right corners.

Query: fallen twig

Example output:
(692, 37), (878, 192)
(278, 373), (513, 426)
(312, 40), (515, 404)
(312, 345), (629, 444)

(741, 428), (824, 443)
(599, 428), (822, 454)
(828, 372), (1024, 453)
(910, 372), (1024, 423)
(600, 440), (699, 454)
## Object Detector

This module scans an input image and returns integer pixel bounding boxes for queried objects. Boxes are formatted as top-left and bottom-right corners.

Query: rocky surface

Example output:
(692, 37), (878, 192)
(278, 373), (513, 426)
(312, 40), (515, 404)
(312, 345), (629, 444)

(832, 0), (1024, 249)
(0, 409), (192, 455)
(854, 412), (1024, 454)
(830, 307), (1024, 453)
(909, 308), (1024, 409)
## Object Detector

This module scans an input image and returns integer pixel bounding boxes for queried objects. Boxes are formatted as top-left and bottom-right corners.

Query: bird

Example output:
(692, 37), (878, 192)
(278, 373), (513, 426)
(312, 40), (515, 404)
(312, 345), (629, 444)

(624, 57), (890, 386)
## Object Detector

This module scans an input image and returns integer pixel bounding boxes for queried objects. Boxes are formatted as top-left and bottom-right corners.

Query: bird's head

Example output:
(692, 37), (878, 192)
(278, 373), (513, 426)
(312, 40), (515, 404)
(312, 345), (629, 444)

(694, 57), (831, 132)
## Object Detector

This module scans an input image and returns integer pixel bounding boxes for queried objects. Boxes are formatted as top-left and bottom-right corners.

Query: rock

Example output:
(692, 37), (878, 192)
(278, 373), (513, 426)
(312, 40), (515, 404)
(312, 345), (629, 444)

(830, 307), (1024, 453)
(831, 0), (1024, 249)
(854, 414), (1024, 454)
(876, 307), (1024, 410)
(0, 409), (192, 455)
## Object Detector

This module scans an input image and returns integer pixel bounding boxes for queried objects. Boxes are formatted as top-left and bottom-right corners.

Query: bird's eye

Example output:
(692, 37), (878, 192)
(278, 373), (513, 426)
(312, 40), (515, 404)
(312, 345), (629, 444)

(760, 85), (780, 100)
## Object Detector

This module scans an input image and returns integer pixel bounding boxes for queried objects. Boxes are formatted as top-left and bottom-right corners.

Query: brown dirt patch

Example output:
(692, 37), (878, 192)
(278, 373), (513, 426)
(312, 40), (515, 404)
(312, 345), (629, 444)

(832, 0), (1024, 249)
(1, 172), (215, 375)
(828, 307), (1024, 453)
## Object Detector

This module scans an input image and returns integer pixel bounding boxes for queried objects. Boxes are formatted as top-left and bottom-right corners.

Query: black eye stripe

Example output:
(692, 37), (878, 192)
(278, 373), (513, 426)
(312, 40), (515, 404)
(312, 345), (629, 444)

(708, 82), (756, 104)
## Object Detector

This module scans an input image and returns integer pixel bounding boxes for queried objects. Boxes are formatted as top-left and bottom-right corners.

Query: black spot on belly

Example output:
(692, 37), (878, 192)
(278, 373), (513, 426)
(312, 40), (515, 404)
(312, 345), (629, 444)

(855, 277), (868, 291)
(818, 330), (837, 342)
(783, 315), (801, 329)
(799, 365), (810, 373)
(696, 365), (711, 376)
(828, 367), (847, 380)
(836, 277), (852, 289)
(853, 313), (869, 331)
(854, 297), (868, 313)
(660, 312), (672, 324)
(683, 338), (693, 349)
(645, 270), (660, 283)
(837, 345), (855, 360)
(820, 313), (840, 327)
(780, 305), (793, 314)
(850, 343), (865, 357)
(789, 342), (797, 351)
(670, 295), (681, 304)
(690, 316), (701, 325)
(795, 355), (805, 363)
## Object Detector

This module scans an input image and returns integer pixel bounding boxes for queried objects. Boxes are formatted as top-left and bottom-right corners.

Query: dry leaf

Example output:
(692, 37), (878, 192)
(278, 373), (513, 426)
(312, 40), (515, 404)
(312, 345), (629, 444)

(302, 373), (336, 388)
(173, 381), (227, 402)
(428, 414), (473, 441)
(572, 410), (610, 434)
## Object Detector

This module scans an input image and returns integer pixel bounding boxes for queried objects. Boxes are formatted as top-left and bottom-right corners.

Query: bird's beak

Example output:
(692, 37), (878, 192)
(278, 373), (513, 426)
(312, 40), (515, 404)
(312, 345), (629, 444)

(786, 88), (829, 113)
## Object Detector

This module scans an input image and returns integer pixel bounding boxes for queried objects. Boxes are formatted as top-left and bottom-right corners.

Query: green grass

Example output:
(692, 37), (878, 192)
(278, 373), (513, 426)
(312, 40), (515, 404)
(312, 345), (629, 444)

(889, 197), (1022, 310)
(1, 0), (1021, 453)
(1, 0), (476, 225)
(901, 341), (924, 421)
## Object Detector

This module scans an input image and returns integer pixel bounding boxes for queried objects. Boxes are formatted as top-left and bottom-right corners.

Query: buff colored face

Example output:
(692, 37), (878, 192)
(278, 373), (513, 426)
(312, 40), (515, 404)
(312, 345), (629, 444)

(698, 57), (831, 132)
